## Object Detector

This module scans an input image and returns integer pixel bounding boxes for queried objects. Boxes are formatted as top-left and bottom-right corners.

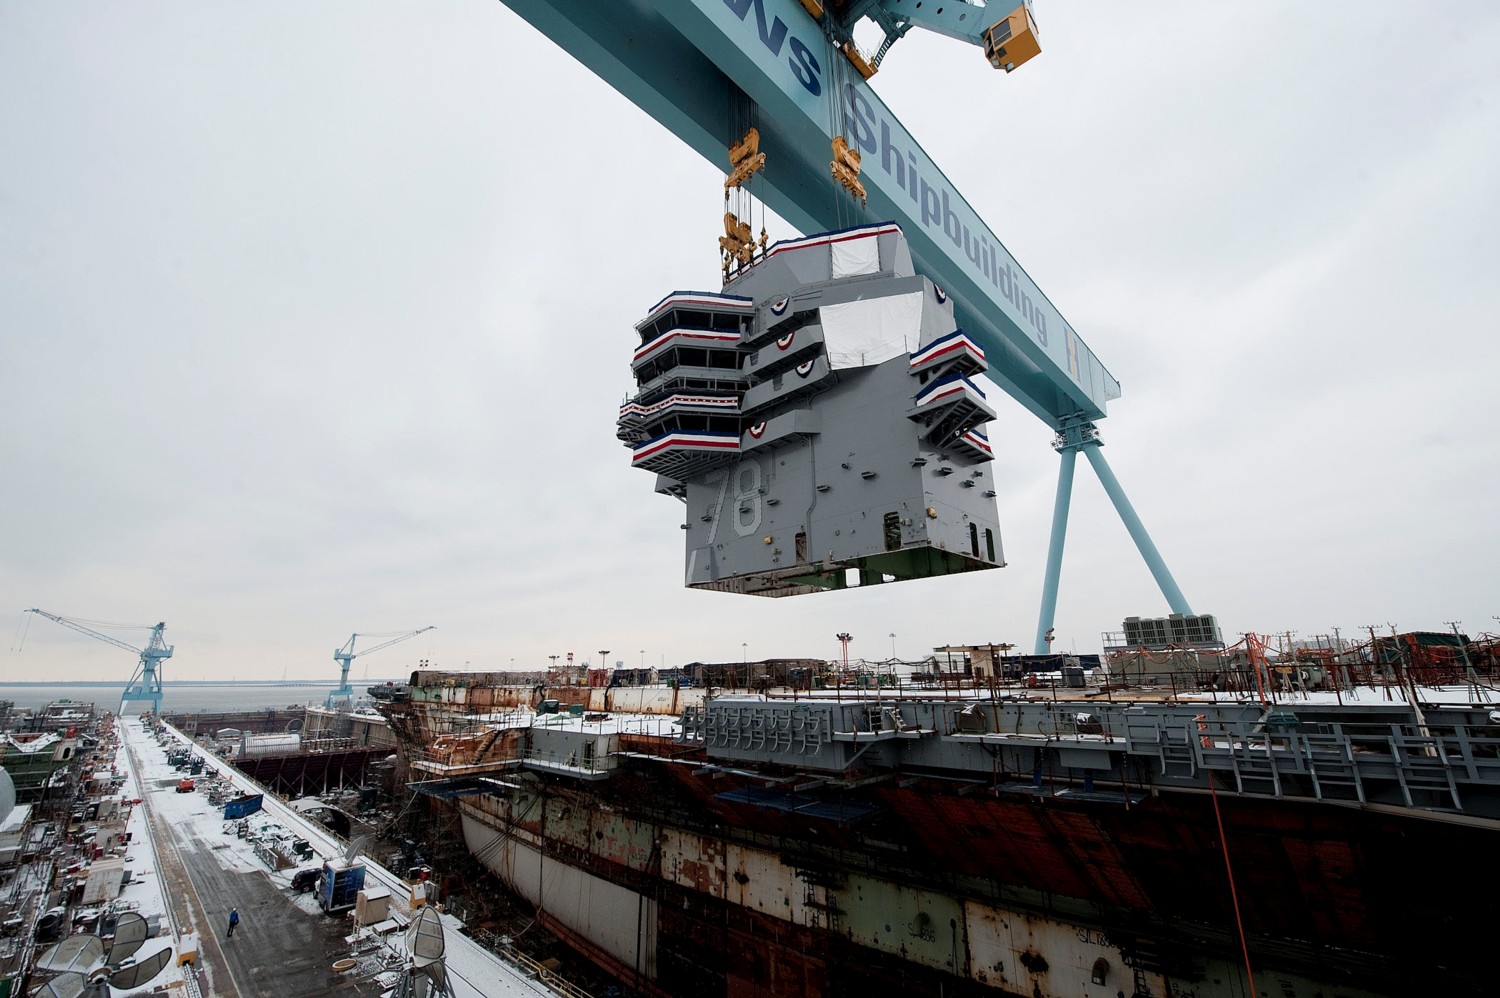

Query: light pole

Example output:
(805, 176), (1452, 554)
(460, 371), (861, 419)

(640, 649), (645, 668)
(889, 632), (896, 660)
(836, 633), (853, 673)
(599, 649), (610, 670)
(742, 642), (747, 663)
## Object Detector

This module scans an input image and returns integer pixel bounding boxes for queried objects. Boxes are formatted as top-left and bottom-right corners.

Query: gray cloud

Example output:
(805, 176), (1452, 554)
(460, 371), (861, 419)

(3, 2), (1497, 683)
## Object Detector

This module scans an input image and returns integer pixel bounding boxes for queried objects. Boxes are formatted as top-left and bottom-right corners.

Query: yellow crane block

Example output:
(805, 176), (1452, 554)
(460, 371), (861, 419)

(724, 127), (766, 191)
(830, 135), (866, 205)
(719, 211), (761, 277)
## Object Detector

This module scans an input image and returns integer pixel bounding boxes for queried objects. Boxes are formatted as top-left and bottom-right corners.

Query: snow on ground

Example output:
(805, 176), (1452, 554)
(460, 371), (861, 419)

(120, 717), (555, 997)
(1171, 683), (1500, 707)
(100, 730), (181, 995)
(531, 711), (683, 737)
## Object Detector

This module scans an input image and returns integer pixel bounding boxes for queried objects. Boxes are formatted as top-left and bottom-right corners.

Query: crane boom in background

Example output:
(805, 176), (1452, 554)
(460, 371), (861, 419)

(329, 626), (436, 709)
(24, 608), (173, 715)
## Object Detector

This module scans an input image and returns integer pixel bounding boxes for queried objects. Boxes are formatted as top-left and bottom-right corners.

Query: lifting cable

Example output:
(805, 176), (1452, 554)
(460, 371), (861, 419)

(724, 84), (736, 280)
(823, 29), (844, 232)
(725, 81), (757, 280)
(1207, 772), (1258, 998)
(733, 88), (744, 245)
(752, 98), (764, 263)
(11, 612), (31, 653)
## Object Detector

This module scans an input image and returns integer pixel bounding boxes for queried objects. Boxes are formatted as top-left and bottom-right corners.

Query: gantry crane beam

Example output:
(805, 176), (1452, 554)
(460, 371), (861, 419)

(26, 608), (173, 715)
(328, 626), (436, 709)
(503, 0), (1117, 428)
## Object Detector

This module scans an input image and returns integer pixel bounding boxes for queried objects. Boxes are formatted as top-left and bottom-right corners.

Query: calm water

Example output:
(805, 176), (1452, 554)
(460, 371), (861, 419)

(0, 680), (401, 713)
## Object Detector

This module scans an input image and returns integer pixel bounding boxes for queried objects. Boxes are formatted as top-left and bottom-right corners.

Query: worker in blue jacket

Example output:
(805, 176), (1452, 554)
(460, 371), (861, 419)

(226, 908), (239, 938)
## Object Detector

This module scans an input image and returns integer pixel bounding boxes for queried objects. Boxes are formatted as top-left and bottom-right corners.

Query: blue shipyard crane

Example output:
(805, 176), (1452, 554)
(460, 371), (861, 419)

(503, 0), (1191, 649)
(25, 609), (173, 715)
(328, 626), (435, 709)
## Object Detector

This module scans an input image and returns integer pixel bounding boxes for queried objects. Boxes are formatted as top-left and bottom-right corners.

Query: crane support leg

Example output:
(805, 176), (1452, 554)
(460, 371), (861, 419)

(1081, 440), (1192, 617)
(121, 667), (163, 716)
(1034, 423), (1192, 652)
(26, 612), (173, 716)
(1033, 447), (1076, 654)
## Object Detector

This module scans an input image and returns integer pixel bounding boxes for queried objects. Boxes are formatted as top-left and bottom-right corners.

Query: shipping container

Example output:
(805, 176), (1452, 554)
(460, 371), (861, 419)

(222, 794), (264, 820)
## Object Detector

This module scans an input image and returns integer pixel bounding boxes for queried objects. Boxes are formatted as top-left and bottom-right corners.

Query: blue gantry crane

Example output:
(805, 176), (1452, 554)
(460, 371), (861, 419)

(328, 626), (435, 709)
(502, 0), (1192, 650)
(25, 609), (173, 714)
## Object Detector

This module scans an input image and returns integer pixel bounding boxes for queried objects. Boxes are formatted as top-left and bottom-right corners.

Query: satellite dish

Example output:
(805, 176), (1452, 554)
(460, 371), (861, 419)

(36, 915), (172, 997)
(109, 911), (150, 963)
(107, 947), (173, 990)
(37, 936), (105, 975)
(0, 768), (15, 826)
(39, 974), (86, 998)
(406, 906), (445, 969)
(343, 834), (373, 865)
(394, 907), (453, 998)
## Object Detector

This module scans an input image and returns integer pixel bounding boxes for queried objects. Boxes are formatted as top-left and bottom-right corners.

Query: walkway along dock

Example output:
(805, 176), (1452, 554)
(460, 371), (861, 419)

(114, 716), (566, 997)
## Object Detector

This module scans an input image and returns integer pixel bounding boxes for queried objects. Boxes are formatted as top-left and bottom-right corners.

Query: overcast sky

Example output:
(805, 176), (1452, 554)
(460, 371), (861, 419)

(3, 2), (1497, 685)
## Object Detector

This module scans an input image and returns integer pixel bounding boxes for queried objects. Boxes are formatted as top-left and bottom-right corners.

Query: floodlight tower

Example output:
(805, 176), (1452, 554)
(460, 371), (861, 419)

(25, 609), (172, 715)
(329, 626), (435, 709)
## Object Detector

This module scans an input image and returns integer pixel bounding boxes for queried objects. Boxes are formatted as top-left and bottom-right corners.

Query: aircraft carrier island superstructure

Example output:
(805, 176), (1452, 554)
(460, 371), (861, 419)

(618, 222), (1003, 596)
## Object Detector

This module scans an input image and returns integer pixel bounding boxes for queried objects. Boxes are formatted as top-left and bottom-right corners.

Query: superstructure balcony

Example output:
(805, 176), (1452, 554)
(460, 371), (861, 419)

(630, 429), (741, 478)
(626, 292), (752, 461)
(909, 372), (996, 453)
(950, 427), (994, 463)
(617, 391), (742, 444)
(908, 329), (988, 379)
(636, 291), (754, 342)
(631, 329), (746, 380)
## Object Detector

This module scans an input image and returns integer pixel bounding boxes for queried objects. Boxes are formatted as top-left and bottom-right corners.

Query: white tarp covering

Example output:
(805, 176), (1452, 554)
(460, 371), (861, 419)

(239, 732), (301, 757)
(819, 292), (924, 370)
(830, 232), (880, 278)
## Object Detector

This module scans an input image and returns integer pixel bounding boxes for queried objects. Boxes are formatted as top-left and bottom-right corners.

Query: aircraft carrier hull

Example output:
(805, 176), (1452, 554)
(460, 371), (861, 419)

(452, 740), (1487, 998)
